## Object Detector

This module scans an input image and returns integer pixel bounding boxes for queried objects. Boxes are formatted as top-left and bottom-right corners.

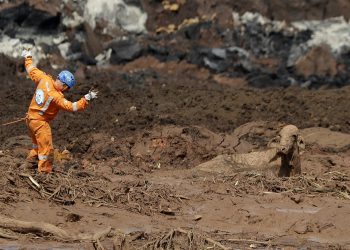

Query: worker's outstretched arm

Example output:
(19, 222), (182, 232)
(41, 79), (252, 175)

(22, 49), (46, 85)
(52, 90), (98, 112)
(52, 96), (88, 112)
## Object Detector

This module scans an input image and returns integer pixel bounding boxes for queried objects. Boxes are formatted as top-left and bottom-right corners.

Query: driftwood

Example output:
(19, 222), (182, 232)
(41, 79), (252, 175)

(0, 215), (111, 242)
(0, 229), (19, 240)
(196, 125), (304, 177)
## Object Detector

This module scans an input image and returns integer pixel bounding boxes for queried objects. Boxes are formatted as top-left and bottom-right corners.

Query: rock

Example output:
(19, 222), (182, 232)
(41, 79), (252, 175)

(211, 48), (227, 59)
(83, 22), (103, 57)
(203, 57), (229, 72)
(0, 2), (60, 31)
(294, 44), (338, 78)
(183, 22), (211, 40)
(109, 40), (142, 64)
(84, 0), (147, 34)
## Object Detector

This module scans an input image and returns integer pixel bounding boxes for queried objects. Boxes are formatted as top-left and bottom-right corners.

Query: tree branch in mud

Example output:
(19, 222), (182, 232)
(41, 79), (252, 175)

(226, 238), (271, 246)
(0, 215), (111, 242)
(0, 229), (19, 240)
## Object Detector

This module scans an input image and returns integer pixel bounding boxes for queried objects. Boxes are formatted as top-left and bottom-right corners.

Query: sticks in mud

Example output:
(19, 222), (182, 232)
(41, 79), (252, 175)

(141, 228), (229, 250)
(0, 214), (112, 244)
(16, 169), (181, 216)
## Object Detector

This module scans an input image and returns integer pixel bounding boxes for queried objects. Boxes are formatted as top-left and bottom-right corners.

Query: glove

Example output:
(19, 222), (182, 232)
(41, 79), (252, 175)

(21, 49), (32, 58)
(84, 89), (98, 101)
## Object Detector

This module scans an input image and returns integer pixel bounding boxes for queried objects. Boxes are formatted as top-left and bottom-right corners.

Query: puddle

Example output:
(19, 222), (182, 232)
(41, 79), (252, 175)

(276, 207), (321, 214)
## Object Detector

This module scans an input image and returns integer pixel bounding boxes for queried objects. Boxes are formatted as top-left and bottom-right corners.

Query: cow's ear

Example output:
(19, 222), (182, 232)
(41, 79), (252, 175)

(267, 135), (280, 148)
(297, 135), (305, 150)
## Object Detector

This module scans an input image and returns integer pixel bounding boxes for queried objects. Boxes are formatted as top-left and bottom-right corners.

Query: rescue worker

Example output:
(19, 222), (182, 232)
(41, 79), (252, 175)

(21, 48), (98, 173)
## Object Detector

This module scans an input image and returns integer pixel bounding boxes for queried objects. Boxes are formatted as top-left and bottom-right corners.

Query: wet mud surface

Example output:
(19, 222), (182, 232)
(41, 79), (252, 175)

(0, 55), (350, 249)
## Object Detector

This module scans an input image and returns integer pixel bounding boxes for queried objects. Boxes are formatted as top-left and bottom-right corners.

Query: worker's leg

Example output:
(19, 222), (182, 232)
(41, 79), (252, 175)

(30, 120), (53, 173)
(26, 119), (38, 163)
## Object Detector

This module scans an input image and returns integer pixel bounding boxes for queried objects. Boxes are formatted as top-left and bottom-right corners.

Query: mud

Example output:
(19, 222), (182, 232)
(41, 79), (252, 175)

(0, 0), (350, 248)
(0, 54), (349, 249)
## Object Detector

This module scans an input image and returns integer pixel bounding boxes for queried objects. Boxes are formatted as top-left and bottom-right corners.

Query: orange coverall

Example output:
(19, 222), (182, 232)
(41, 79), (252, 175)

(25, 57), (88, 173)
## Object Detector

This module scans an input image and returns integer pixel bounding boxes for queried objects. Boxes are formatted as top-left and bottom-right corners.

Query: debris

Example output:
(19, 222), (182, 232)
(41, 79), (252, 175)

(54, 149), (72, 165)
(0, 214), (112, 242)
(65, 213), (82, 223)
(84, 0), (147, 34)
(19, 173), (41, 189)
(62, 12), (84, 28)
(109, 40), (142, 64)
(293, 17), (350, 55)
(290, 194), (304, 204)
(0, 229), (19, 240)
(293, 221), (313, 234)
(129, 106), (137, 111)
(113, 231), (129, 250)
(160, 210), (176, 216)
(5, 174), (15, 185)
(226, 238), (270, 246)
(194, 215), (202, 221)
(162, 1), (182, 12)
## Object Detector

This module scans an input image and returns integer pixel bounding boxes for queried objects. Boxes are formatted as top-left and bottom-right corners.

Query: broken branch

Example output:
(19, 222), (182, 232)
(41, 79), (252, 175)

(0, 215), (112, 242)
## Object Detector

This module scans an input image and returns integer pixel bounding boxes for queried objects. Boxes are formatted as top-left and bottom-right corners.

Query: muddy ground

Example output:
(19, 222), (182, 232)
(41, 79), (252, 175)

(0, 54), (349, 249)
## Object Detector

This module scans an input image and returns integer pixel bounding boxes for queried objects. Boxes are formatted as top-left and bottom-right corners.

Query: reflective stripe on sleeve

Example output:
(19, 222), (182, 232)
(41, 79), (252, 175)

(38, 155), (48, 161)
(39, 96), (54, 116)
(46, 82), (50, 92)
(26, 64), (35, 74)
(72, 102), (78, 112)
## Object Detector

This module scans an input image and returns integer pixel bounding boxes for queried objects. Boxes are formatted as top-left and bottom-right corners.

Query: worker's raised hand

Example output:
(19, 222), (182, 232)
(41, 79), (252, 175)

(21, 48), (32, 58)
(84, 89), (98, 101)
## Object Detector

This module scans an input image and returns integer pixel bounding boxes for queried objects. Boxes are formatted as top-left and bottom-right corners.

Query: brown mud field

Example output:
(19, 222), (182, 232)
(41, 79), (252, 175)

(1, 2), (350, 248)
(0, 54), (350, 249)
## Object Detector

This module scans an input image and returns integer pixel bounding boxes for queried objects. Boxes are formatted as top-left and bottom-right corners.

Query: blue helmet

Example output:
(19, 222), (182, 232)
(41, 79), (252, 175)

(58, 70), (76, 88)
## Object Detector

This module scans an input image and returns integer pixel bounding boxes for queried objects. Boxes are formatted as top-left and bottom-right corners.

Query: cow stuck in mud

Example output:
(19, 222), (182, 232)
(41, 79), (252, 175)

(197, 125), (305, 177)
